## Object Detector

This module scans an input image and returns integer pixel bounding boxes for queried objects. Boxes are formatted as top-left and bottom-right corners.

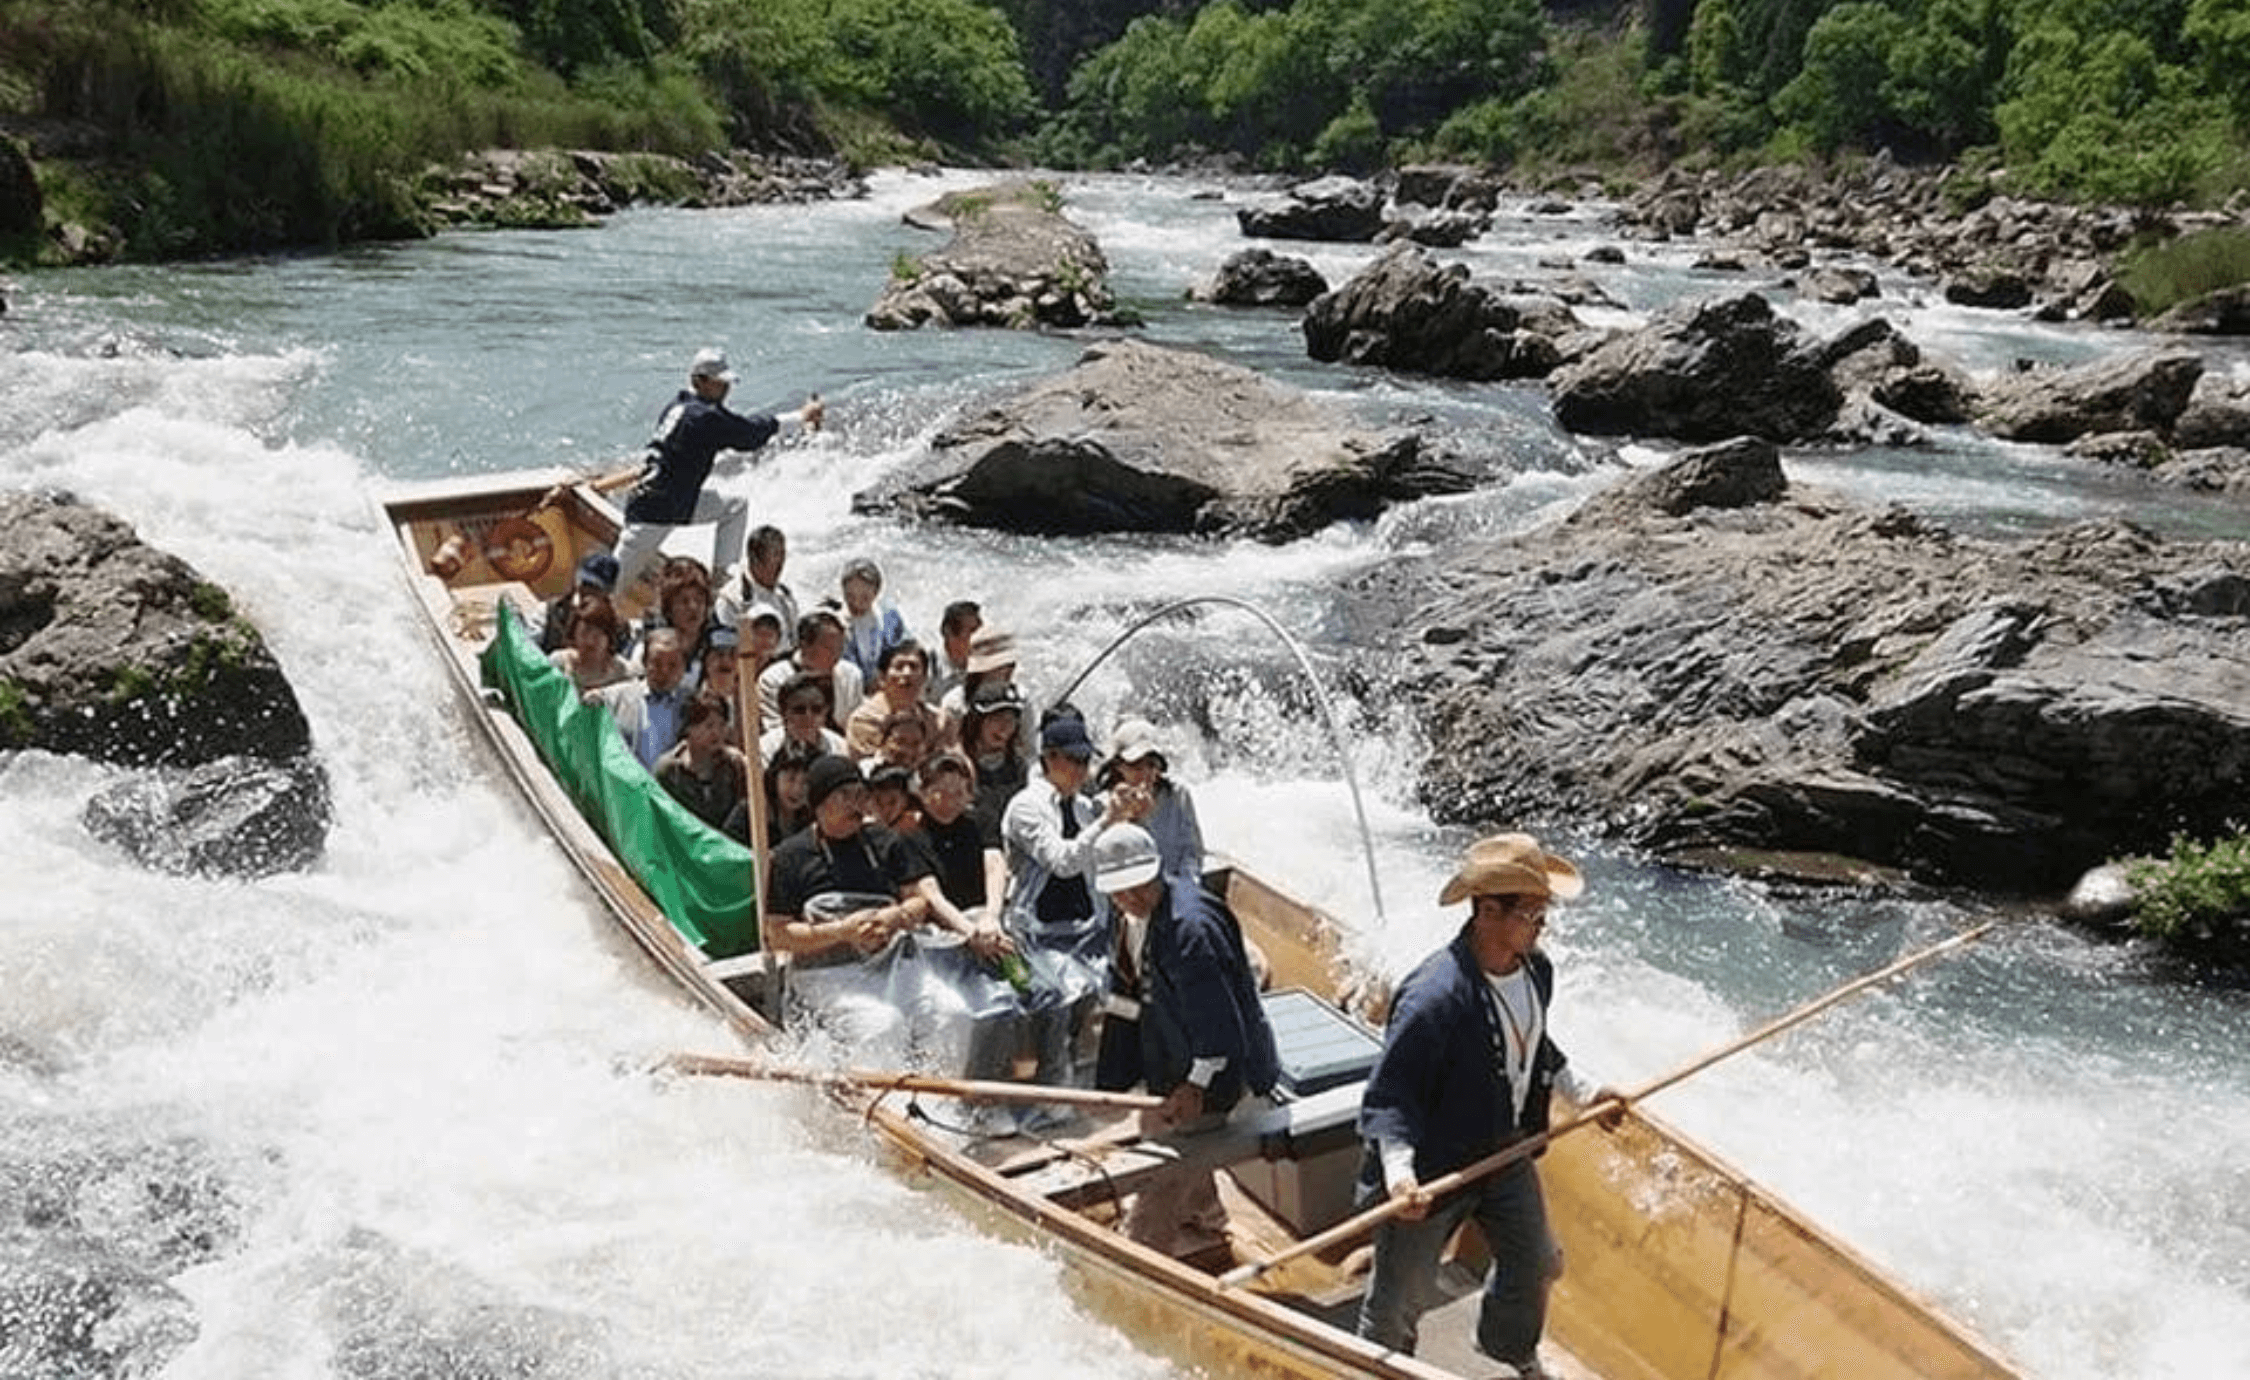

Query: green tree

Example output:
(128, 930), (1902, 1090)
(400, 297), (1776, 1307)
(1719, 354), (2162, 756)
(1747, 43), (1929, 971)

(1773, 2), (1904, 152)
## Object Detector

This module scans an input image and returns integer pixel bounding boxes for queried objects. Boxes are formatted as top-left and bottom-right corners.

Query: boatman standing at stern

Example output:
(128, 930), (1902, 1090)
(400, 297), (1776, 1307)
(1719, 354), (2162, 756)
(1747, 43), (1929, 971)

(579, 347), (824, 598)
(1355, 833), (1612, 1380)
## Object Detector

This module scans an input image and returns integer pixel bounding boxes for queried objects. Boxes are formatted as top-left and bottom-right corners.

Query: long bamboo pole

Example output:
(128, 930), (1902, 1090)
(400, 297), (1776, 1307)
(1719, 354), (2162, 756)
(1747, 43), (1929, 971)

(662, 1051), (1165, 1111)
(1217, 917), (2002, 1291)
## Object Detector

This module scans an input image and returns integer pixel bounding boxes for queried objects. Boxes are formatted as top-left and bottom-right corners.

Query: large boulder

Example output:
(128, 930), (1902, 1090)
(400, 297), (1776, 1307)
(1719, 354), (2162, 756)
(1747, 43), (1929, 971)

(1976, 349), (2205, 443)
(1236, 175), (1386, 242)
(855, 338), (1470, 542)
(0, 490), (312, 766)
(1303, 243), (1582, 381)
(1547, 293), (1844, 442)
(866, 181), (1121, 331)
(1359, 441), (2250, 892)
(1196, 247), (1329, 307)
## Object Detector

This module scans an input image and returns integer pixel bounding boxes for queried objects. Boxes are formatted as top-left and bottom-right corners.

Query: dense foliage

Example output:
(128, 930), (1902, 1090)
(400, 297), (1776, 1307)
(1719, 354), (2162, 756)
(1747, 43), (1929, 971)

(11, 0), (2250, 264)
(2126, 830), (2250, 959)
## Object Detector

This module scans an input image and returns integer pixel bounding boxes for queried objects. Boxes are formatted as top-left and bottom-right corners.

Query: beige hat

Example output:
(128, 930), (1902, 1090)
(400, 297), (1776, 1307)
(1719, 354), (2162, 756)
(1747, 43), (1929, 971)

(1107, 716), (1164, 766)
(1438, 833), (1584, 906)
(965, 626), (1017, 674)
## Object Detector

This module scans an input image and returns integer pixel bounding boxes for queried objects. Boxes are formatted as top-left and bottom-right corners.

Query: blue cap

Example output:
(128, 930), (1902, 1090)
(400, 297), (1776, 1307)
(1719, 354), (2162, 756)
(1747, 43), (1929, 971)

(1040, 716), (1094, 760)
(575, 551), (620, 593)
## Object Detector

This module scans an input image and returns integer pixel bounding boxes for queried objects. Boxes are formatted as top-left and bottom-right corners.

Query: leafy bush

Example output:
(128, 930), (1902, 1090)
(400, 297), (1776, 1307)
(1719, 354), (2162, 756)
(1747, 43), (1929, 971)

(2120, 226), (2250, 315)
(2126, 830), (2250, 944)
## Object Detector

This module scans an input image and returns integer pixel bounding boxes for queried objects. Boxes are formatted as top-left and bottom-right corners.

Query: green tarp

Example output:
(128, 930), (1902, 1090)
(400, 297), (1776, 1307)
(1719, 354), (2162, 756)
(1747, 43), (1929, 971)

(479, 603), (760, 959)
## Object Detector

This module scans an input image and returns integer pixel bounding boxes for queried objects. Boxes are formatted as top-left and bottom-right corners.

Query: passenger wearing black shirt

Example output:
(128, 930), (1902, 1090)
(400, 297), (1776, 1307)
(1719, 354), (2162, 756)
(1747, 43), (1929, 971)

(762, 755), (928, 962)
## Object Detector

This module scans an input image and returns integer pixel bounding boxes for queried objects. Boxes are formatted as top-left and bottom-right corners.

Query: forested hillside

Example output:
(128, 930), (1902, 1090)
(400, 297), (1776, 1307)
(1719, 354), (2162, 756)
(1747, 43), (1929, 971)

(4, 0), (2249, 264)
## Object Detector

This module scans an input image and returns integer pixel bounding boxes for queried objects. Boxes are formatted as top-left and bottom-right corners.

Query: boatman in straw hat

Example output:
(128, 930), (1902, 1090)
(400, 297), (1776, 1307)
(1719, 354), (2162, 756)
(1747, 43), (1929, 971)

(1355, 833), (1612, 1379)
(576, 347), (824, 599)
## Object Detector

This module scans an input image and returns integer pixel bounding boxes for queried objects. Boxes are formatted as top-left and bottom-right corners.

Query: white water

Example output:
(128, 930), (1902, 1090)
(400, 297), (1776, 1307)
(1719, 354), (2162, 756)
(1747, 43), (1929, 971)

(2, 170), (2247, 1379)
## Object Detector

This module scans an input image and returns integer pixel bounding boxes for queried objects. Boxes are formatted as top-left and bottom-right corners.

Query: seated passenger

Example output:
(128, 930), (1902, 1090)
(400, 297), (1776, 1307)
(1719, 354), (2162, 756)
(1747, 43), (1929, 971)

(653, 693), (748, 830)
(939, 625), (1018, 747)
(763, 755), (931, 963)
(716, 524), (798, 655)
(1098, 716), (1206, 884)
(592, 627), (692, 770)
(759, 672), (849, 761)
(756, 608), (863, 732)
(866, 761), (919, 832)
(548, 601), (636, 693)
(722, 738), (820, 846)
(960, 680), (1030, 849)
(698, 623), (744, 721)
(845, 640), (942, 763)
(836, 556), (910, 685)
(929, 599), (981, 708)
(538, 551), (627, 655)
(639, 556), (720, 688)
(739, 601), (787, 674)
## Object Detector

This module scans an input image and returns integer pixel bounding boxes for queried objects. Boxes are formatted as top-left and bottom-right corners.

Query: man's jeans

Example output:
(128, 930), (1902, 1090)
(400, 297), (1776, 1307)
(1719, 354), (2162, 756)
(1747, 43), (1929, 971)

(1355, 1157), (1558, 1369)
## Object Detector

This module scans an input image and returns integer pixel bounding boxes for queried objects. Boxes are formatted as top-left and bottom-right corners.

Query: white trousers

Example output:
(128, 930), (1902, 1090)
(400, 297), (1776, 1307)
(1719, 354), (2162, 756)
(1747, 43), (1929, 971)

(612, 489), (749, 594)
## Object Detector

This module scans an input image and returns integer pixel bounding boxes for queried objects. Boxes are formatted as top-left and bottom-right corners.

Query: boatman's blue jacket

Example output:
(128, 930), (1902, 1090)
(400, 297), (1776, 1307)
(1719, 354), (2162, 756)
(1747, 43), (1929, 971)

(625, 391), (781, 525)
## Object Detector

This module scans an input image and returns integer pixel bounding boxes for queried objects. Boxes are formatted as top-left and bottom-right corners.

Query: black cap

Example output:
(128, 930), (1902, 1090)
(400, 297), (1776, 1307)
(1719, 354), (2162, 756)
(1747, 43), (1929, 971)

(804, 755), (863, 811)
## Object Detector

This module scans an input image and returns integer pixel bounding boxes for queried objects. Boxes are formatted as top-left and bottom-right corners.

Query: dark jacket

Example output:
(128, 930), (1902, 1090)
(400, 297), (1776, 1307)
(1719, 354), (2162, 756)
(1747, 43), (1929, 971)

(1357, 930), (1568, 1187)
(626, 391), (780, 524)
(1130, 877), (1281, 1112)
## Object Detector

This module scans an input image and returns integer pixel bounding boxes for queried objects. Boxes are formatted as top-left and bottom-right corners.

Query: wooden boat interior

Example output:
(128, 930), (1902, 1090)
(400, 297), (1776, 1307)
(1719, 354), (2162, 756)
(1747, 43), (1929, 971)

(383, 474), (2021, 1380)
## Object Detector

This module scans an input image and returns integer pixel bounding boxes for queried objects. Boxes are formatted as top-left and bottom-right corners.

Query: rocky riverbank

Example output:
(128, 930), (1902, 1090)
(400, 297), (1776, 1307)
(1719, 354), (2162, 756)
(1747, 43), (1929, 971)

(1345, 439), (2250, 903)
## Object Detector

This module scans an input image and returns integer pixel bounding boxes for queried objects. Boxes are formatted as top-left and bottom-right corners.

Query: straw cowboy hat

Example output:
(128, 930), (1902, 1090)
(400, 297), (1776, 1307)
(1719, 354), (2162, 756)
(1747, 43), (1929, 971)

(1438, 833), (1584, 906)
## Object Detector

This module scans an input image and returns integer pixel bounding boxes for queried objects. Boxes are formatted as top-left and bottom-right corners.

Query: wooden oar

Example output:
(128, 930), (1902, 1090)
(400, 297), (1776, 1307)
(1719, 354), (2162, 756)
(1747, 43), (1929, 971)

(1217, 917), (2002, 1291)
(663, 1051), (1166, 1111)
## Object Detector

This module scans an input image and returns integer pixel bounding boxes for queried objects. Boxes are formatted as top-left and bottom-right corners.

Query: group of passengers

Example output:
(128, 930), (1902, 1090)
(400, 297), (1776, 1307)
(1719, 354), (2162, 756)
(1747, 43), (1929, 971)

(528, 348), (1278, 1259)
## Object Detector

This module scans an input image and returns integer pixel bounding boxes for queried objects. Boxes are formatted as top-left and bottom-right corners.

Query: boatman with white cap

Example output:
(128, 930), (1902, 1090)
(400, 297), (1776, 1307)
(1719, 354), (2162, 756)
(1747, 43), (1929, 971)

(1355, 833), (1612, 1379)
(1090, 821), (1278, 1255)
(579, 347), (824, 598)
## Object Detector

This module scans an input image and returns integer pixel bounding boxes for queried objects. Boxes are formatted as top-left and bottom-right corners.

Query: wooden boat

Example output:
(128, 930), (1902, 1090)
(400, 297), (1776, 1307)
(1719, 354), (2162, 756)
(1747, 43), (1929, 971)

(381, 470), (2022, 1380)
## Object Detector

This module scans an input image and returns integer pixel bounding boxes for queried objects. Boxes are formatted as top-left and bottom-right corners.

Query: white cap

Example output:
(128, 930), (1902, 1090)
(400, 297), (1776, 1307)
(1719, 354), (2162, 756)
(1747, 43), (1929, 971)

(689, 347), (737, 383)
(1093, 824), (1162, 894)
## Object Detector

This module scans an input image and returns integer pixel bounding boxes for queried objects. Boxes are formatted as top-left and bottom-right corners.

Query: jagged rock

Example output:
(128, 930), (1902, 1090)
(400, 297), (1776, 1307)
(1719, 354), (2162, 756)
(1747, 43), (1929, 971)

(1236, 175), (1385, 242)
(2153, 285), (2250, 334)
(0, 491), (314, 768)
(854, 338), (1469, 542)
(1392, 164), (1503, 213)
(2173, 373), (2250, 449)
(1572, 436), (1786, 523)
(1356, 453), (2250, 893)
(1977, 349), (2204, 443)
(1805, 265), (1879, 304)
(1822, 316), (1974, 424)
(1944, 266), (2034, 309)
(1378, 207), (1487, 247)
(865, 181), (1121, 331)
(2152, 447), (2250, 495)
(1196, 248), (1328, 307)
(1302, 243), (1582, 381)
(83, 754), (331, 878)
(1548, 293), (1843, 442)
